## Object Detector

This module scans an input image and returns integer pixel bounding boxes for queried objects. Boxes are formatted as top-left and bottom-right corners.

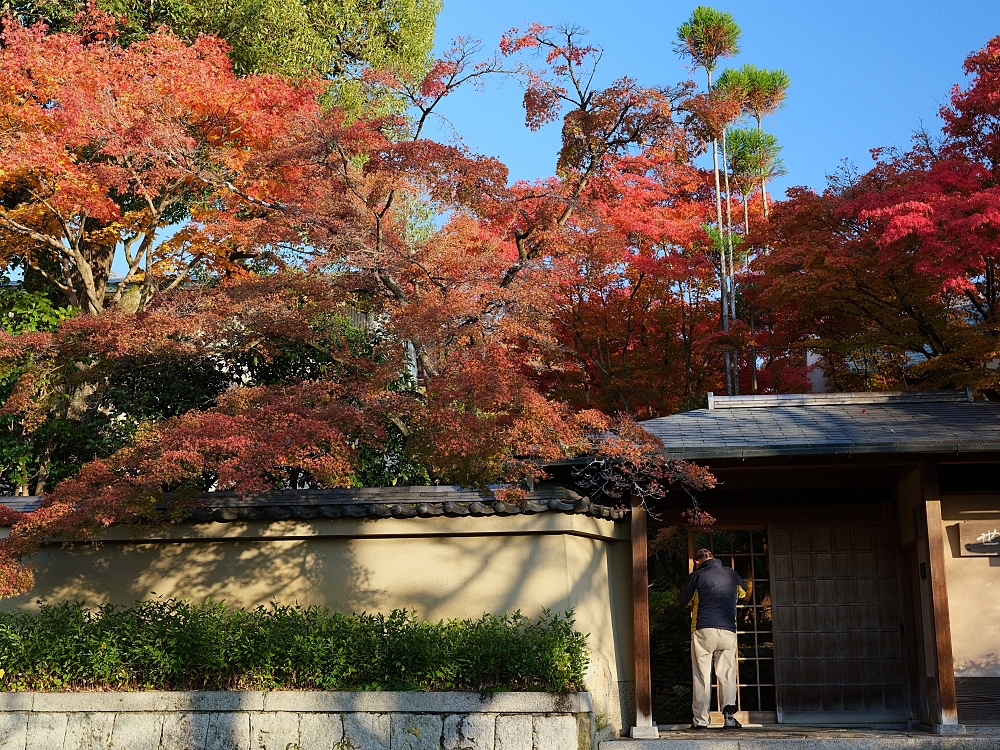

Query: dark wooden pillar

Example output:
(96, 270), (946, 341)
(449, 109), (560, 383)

(924, 489), (959, 726)
(631, 498), (654, 733)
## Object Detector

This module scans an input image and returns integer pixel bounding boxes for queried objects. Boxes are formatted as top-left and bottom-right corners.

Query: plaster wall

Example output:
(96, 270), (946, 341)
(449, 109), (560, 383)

(0, 514), (632, 736)
(940, 495), (1000, 678)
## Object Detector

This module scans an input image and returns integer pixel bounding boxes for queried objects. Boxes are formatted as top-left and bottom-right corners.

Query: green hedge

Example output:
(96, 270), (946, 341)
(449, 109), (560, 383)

(0, 601), (588, 692)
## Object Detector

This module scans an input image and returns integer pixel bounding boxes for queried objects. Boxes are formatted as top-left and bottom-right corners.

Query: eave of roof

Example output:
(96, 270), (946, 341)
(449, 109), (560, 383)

(641, 391), (1000, 461)
(0, 484), (626, 523)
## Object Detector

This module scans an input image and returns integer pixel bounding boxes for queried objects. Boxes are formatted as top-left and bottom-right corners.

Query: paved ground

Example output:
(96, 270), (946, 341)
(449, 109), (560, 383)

(600, 726), (1000, 749)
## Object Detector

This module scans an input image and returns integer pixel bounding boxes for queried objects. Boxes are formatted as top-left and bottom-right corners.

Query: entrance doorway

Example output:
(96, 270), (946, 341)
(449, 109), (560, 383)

(690, 529), (777, 715)
(645, 525), (776, 725)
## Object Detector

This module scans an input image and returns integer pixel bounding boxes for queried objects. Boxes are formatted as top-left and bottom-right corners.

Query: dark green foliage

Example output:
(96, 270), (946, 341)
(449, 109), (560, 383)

(5, 0), (440, 81)
(87, 358), (232, 452)
(0, 279), (78, 494)
(0, 279), (75, 335)
(0, 601), (588, 692)
(352, 423), (431, 488)
(649, 587), (694, 724)
(648, 526), (693, 724)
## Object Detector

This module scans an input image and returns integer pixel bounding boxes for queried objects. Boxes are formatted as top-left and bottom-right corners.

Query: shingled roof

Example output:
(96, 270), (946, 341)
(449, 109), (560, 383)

(641, 389), (1000, 460)
(0, 484), (626, 523)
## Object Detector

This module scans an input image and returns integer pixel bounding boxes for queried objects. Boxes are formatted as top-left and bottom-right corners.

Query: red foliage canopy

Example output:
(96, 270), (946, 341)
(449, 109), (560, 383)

(0, 12), (322, 313)
(0, 18), (733, 596)
(752, 36), (1000, 392)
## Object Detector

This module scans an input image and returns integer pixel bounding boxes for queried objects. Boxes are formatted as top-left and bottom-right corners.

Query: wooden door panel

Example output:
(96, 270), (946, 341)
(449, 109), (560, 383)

(834, 552), (854, 578)
(771, 522), (909, 723)
(814, 554), (835, 578)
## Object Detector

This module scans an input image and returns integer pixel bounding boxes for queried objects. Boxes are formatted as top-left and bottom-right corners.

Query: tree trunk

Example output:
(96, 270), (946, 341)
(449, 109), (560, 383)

(755, 115), (771, 221)
(32, 444), (52, 496)
(68, 237), (116, 314)
(721, 129), (737, 324)
(714, 141), (733, 397)
(707, 69), (733, 396)
(721, 130), (739, 395)
(711, 150), (728, 332)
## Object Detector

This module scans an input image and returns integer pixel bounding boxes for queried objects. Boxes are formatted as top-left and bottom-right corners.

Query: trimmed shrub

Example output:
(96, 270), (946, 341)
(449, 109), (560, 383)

(0, 600), (588, 692)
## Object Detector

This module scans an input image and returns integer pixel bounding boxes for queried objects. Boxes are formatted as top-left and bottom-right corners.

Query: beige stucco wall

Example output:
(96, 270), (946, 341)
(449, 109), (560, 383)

(941, 494), (1000, 678)
(0, 513), (634, 733)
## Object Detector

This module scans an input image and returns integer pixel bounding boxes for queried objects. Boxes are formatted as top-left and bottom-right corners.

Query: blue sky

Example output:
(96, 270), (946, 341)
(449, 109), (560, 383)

(427, 1), (1000, 196)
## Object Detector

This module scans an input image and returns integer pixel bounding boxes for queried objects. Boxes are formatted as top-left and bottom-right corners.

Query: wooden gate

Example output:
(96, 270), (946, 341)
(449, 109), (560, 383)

(769, 524), (908, 723)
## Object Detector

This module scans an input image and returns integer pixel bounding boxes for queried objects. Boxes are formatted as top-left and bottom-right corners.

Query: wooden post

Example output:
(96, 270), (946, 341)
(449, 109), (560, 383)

(924, 493), (959, 726)
(630, 497), (656, 737)
(921, 463), (958, 726)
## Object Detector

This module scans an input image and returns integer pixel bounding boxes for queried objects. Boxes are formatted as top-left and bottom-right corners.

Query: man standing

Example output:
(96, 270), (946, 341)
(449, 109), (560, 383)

(679, 548), (747, 730)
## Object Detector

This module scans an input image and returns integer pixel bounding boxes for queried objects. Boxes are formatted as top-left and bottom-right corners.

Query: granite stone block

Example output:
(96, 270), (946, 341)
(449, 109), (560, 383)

(205, 712), (251, 750)
(62, 712), (114, 750)
(161, 712), (211, 749)
(495, 715), (532, 750)
(443, 714), (495, 750)
(532, 716), (577, 750)
(109, 711), (162, 750)
(25, 713), (66, 750)
(0, 712), (27, 750)
(389, 713), (443, 750)
(298, 713), (343, 750)
(343, 713), (390, 750)
(250, 712), (299, 750)
(0, 696), (32, 712)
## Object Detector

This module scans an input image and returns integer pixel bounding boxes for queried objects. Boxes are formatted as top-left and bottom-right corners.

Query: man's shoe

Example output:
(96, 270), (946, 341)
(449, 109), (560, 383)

(722, 705), (742, 729)
(689, 724), (709, 730)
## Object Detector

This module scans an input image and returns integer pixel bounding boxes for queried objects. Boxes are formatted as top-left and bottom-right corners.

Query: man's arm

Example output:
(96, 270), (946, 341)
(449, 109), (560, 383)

(734, 570), (748, 600)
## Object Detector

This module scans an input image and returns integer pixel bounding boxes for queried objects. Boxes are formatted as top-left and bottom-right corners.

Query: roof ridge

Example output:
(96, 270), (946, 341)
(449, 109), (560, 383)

(0, 484), (620, 523)
(707, 388), (974, 410)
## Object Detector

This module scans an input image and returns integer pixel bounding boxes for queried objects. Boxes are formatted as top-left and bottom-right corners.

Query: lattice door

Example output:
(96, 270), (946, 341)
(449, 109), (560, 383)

(770, 524), (908, 723)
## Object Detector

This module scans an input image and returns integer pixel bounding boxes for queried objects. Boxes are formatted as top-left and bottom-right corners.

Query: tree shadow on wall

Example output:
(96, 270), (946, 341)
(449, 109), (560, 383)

(2, 526), (382, 614)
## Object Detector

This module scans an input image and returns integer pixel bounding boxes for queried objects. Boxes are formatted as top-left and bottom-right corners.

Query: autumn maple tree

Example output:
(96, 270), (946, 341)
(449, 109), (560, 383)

(0, 11), (737, 596)
(0, 13), (323, 314)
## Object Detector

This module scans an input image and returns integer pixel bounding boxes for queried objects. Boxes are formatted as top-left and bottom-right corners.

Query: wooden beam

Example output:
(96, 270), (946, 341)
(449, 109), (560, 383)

(688, 452), (1000, 473)
(631, 498), (653, 729)
(923, 463), (959, 726)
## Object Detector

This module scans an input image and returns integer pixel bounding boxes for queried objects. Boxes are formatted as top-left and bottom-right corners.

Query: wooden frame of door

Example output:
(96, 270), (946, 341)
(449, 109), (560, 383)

(631, 498), (654, 732)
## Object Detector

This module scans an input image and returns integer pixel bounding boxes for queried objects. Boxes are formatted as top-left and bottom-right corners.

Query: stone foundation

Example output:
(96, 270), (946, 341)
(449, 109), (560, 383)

(0, 691), (593, 750)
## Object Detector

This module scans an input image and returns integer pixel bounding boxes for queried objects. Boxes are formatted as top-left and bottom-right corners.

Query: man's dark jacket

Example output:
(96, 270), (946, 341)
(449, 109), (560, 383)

(678, 558), (746, 632)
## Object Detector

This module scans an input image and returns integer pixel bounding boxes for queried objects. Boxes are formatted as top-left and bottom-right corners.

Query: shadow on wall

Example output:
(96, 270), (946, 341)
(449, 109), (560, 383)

(955, 657), (1000, 677)
(357, 532), (608, 620)
(1, 537), (380, 612)
(8, 528), (611, 618)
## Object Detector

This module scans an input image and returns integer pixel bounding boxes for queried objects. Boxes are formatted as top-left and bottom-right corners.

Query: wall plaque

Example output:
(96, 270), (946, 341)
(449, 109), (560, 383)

(959, 520), (1000, 556)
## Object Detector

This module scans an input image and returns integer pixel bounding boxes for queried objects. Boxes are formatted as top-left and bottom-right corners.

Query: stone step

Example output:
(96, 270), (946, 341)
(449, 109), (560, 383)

(601, 728), (1000, 750)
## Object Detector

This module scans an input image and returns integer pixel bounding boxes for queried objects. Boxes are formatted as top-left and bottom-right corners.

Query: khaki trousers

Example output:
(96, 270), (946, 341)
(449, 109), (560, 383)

(691, 627), (738, 727)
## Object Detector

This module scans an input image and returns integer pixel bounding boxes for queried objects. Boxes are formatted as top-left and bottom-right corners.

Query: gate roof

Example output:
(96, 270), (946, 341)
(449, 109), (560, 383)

(640, 390), (1000, 459)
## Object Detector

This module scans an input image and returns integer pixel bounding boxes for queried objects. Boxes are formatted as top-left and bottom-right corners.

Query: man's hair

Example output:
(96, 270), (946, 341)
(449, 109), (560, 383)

(694, 548), (713, 562)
